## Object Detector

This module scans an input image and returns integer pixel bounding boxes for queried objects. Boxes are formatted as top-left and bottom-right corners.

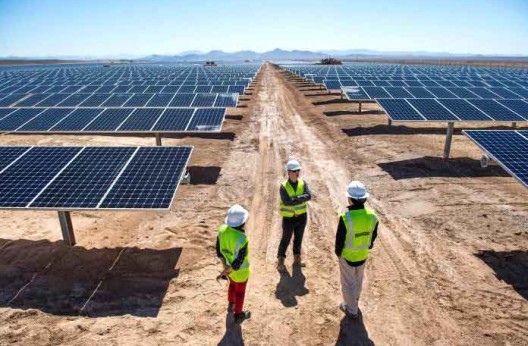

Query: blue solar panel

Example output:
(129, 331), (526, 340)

(0, 108), (46, 131)
(446, 87), (479, 99)
(214, 93), (238, 107)
(30, 147), (135, 209)
(0, 108), (16, 120)
(508, 88), (528, 98)
(15, 94), (51, 107)
(0, 147), (31, 172)
(228, 86), (245, 94)
(0, 147), (81, 208)
(57, 93), (91, 107)
(191, 93), (216, 107)
(495, 100), (528, 120)
(406, 99), (459, 121)
(377, 99), (425, 121)
(423, 87), (457, 98)
(212, 85), (229, 93)
(362, 87), (391, 99)
(35, 93), (71, 107)
(99, 147), (192, 209)
(169, 94), (195, 107)
(146, 93), (174, 107)
(101, 94), (133, 107)
(152, 108), (194, 131)
(466, 99), (526, 122)
(324, 81), (342, 90)
(436, 99), (492, 121)
(384, 87), (414, 98)
(487, 88), (522, 99)
(344, 87), (369, 100)
(464, 130), (528, 188)
(118, 108), (163, 131)
(405, 87), (436, 98)
(49, 108), (104, 131)
(17, 108), (75, 131)
(123, 94), (154, 107)
(188, 108), (225, 131)
(466, 88), (500, 99)
(79, 94), (112, 107)
(83, 108), (133, 131)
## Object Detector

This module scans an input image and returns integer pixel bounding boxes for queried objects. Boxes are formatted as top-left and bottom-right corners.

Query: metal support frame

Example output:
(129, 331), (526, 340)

(155, 133), (162, 146)
(58, 211), (76, 246)
(512, 122), (517, 128)
(443, 122), (455, 160)
(359, 102), (362, 113)
(340, 90), (344, 100)
(388, 119), (392, 127)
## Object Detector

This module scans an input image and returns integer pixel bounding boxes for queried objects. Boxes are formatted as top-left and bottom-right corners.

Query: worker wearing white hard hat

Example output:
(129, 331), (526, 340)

(335, 181), (379, 319)
(216, 204), (251, 325)
(277, 159), (312, 271)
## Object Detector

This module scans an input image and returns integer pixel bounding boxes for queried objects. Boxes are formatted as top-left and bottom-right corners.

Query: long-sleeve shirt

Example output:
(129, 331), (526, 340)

(335, 204), (379, 267)
(216, 226), (248, 270)
(280, 179), (312, 206)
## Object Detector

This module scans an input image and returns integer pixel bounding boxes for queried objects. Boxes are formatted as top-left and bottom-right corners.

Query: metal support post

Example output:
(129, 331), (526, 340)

(155, 133), (162, 146)
(359, 102), (362, 113)
(388, 119), (392, 127)
(58, 211), (76, 246)
(341, 91), (344, 100)
(443, 122), (455, 160)
(512, 122), (517, 128)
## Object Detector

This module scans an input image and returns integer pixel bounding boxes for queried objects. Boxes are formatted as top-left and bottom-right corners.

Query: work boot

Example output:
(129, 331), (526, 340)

(277, 257), (286, 271)
(234, 310), (251, 325)
(339, 303), (358, 319)
(293, 255), (306, 267)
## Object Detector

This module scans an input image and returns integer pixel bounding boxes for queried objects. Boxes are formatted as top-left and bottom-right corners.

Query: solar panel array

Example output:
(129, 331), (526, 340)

(0, 107), (226, 133)
(0, 63), (261, 133)
(0, 146), (193, 209)
(463, 130), (528, 188)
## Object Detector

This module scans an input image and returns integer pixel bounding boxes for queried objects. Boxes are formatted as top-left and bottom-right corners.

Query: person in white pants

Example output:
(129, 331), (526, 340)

(335, 181), (379, 319)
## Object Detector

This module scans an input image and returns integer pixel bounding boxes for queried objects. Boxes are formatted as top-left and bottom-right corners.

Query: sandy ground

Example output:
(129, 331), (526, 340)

(0, 63), (527, 346)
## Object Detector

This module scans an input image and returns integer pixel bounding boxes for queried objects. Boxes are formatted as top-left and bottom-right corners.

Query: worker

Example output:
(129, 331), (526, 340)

(277, 159), (312, 271)
(216, 204), (251, 325)
(335, 181), (379, 319)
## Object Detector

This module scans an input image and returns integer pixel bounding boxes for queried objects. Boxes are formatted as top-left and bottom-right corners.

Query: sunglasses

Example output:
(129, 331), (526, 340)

(288, 170), (300, 174)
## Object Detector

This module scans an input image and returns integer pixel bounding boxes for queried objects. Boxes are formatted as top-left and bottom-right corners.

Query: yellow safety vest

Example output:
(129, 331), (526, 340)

(341, 208), (378, 263)
(218, 224), (251, 282)
(280, 179), (308, 217)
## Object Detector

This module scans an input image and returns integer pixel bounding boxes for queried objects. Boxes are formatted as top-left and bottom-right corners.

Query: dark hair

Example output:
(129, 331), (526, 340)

(349, 198), (366, 206)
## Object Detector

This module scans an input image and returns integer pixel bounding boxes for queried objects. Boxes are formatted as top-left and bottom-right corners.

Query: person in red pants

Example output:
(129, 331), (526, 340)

(216, 204), (251, 324)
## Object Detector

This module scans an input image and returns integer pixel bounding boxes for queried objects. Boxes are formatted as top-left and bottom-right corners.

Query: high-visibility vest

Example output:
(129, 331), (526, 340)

(218, 224), (250, 282)
(340, 208), (378, 263)
(280, 179), (308, 217)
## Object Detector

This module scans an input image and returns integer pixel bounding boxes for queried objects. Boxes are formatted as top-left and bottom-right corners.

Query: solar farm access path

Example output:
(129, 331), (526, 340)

(0, 63), (526, 346)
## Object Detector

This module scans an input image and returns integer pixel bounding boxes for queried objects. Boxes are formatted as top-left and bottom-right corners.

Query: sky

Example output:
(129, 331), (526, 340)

(0, 0), (527, 57)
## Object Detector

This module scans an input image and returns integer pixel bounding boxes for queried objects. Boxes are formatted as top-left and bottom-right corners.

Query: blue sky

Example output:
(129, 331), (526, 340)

(0, 0), (527, 57)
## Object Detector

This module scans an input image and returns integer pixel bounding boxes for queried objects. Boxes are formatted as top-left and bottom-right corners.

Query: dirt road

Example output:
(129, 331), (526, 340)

(0, 63), (526, 345)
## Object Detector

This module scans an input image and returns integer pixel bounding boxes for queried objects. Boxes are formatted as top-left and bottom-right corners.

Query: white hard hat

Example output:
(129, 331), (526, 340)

(346, 181), (369, 199)
(225, 204), (249, 227)
(286, 159), (301, 171)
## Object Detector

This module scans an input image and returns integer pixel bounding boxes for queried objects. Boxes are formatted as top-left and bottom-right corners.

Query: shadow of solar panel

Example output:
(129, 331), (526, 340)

(436, 99), (492, 121)
(377, 99), (425, 121)
(17, 108), (75, 131)
(99, 147), (192, 209)
(406, 99), (459, 121)
(466, 99), (526, 121)
(0, 108), (46, 131)
(84, 108), (134, 131)
(188, 108), (225, 131)
(50, 108), (104, 131)
(0, 147), (81, 208)
(118, 108), (163, 131)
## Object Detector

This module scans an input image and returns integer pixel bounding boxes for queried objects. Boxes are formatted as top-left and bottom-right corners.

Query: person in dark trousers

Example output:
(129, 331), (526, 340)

(335, 181), (379, 319)
(216, 204), (251, 325)
(277, 159), (312, 271)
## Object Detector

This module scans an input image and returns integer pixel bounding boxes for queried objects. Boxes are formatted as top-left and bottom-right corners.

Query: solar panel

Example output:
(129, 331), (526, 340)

(405, 87), (436, 98)
(49, 108), (104, 131)
(466, 88), (500, 99)
(445, 87), (479, 99)
(362, 87), (391, 99)
(83, 108), (133, 132)
(101, 94), (133, 107)
(214, 93), (238, 107)
(344, 87), (369, 100)
(384, 87), (414, 98)
(376, 99), (425, 121)
(36, 93), (71, 107)
(0, 108), (46, 131)
(495, 100), (528, 120)
(487, 87), (523, 99)
(463, 130), (528, 188)
(79, 93), (112, 107)
(15, 94), (51, 107)
(169, 94), (196, 107)
(146, 93), (174, 107)
(0, 146), (193, 210)
(188, 108), (225, 131)
(123, 94), (154, 107)
(57, 93), (91, 107)
(17, 108), (74, 132)
(99, 147), (192, 209)
(152, 108), (194, 131)
(466, 99), (526, 122)
(406, 99), (459, 121)
(0, 108), (16, 120)
(423, 87), (457, 99)
(118, 108), (164, 131)
(191, 93), (216, 107)
(436, 99), (492, 121)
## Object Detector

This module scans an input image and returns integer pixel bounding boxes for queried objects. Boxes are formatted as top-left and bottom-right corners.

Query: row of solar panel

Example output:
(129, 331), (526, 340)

(463, 130), (528, 188)
(0, 84), (246, 95)
(377, 98), (528, 122)
(0, 107), (226, 132)
(0, 93), (238, 108)
(344, 86), (528, 101)
(325, 79), (528, 90)
(309, 75), (528, 82)
(0, 146), (192, 209)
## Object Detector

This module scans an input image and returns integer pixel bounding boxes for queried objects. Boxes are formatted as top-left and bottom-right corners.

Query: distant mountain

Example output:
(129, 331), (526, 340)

(141, 49), (528, 62)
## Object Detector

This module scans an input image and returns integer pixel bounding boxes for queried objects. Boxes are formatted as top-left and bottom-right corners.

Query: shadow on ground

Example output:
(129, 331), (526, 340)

(218, 311), (245, 346)
(476, 250), (528, 300)
(275, 265), (309, 307)
(0, 238), (181, 317)
(335, 311), (375, 346)
(378, 156), (510, 180)
(188, 166), (222, 184)
(324, 110), (382, 117)
(342, 124), (518, 137)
